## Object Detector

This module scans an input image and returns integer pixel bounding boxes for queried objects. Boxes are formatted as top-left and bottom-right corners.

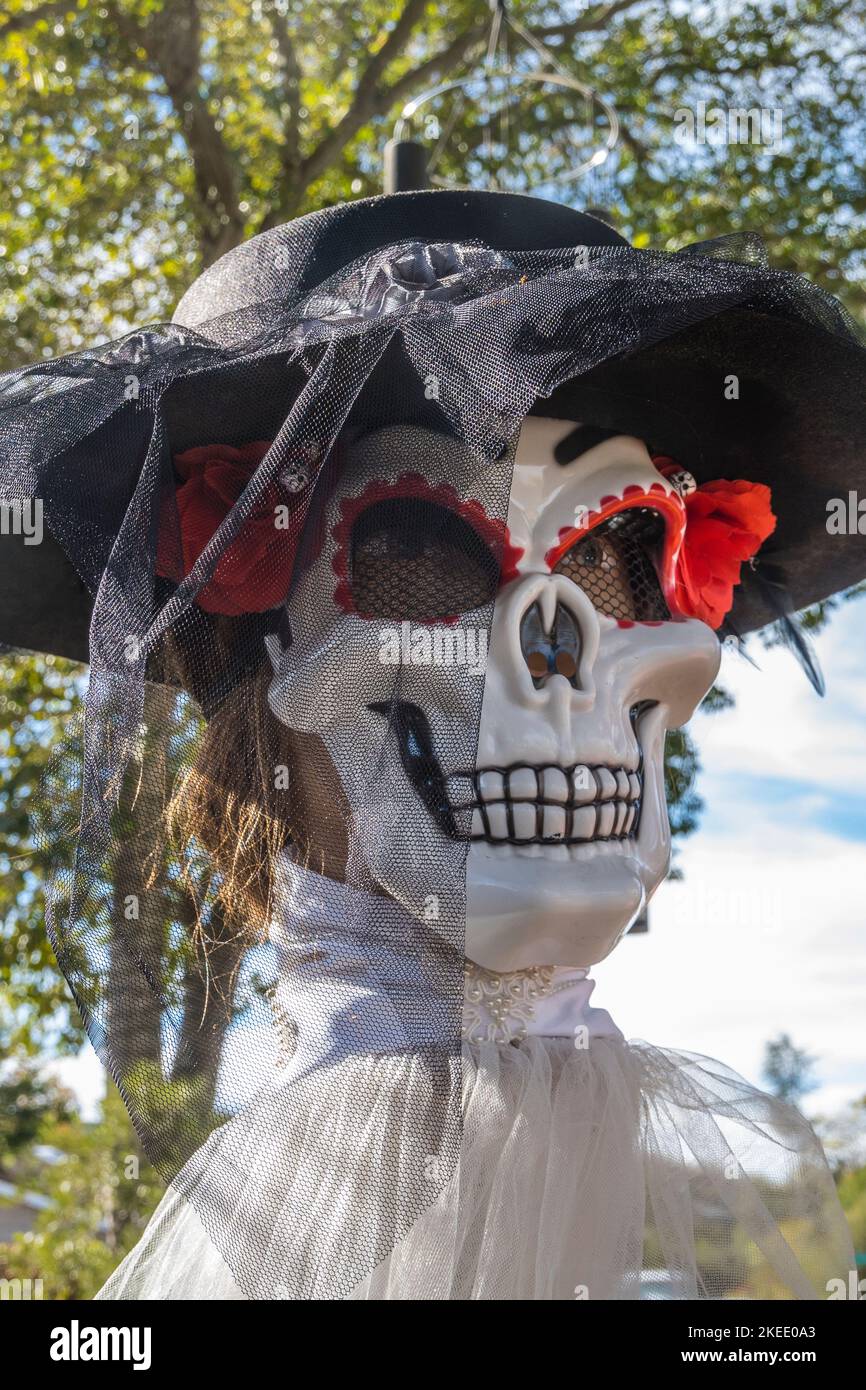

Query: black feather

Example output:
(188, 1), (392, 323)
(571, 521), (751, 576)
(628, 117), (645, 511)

(719, 617), (762, 672)
(749, 562), (826, 696)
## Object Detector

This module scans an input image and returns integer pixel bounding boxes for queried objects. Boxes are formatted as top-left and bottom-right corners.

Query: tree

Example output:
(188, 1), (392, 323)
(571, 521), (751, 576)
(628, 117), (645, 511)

(0, 0), (864, 373)
(815, 1093), (866, 1178)
(0, 1), (862, 1110)
(0, 1061), (74, 1160)
(762, 1032), (818, 1106)
(0, 649), (244, 1137)
(0, 652), (85, 1055)
(0, 1079), (164, 1299)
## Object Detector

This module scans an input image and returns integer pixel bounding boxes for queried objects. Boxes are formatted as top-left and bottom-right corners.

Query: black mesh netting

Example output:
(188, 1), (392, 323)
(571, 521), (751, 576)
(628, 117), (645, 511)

(1, 228), (864, 1300)
(553, 508), (670, 622)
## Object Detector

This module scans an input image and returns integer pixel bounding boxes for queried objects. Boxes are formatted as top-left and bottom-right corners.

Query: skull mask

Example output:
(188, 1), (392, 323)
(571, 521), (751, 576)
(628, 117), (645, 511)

(266, 416), (720, 970)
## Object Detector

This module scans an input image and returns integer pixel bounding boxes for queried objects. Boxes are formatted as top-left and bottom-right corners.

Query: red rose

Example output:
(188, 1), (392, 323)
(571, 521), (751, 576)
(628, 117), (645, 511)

(673, 478), (776, 628)
(157, 440), (299, 616)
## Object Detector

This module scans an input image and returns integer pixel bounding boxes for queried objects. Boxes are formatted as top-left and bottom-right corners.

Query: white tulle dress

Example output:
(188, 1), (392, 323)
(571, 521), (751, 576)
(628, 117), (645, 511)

(97, 863), (855, 1301)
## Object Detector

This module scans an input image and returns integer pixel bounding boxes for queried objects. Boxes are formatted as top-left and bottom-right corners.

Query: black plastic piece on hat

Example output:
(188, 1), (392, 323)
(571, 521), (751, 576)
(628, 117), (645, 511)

(383, 139), (429, 195)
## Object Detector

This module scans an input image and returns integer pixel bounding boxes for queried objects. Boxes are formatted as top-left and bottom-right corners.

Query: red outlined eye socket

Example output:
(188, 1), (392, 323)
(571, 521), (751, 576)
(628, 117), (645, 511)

(332, 472), (523, 622)
(544, 482), (687, 623)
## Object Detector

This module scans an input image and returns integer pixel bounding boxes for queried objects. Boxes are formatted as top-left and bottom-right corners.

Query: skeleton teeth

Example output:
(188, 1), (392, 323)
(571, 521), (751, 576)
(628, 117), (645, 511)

(478, 770), (503, 802)
(597, 802), (615, 837)
(485, 803), (509, 839)
(508, 767), (538, 800)
(570, 806), (596, 840)
(542, 805), (567, 841)
(543, 767), (569, 803)
(459, 761), (642, 844)
(597, 768), (617, 800)
(512, 803), (537, 840)
(571, 765), (594, 803)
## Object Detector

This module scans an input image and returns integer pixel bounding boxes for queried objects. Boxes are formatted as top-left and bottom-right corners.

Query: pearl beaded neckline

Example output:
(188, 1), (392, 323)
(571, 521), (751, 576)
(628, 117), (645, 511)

(462, 960), (623, 1045)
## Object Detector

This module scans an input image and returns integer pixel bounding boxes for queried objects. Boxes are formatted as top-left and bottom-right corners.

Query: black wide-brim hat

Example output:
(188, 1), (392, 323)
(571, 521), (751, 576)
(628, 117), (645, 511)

(1, 188), (865, 666)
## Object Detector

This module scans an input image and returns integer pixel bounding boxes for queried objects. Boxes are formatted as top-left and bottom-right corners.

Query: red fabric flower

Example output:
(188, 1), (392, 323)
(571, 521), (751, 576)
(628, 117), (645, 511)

(673, 478), (776, 628)
(157, 440), (299, 616)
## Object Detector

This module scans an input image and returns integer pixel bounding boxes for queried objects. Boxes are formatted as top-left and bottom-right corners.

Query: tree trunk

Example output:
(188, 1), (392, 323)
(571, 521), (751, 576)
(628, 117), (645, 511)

(172, 896), (246, 1129)
(107, 684), (174, 1086)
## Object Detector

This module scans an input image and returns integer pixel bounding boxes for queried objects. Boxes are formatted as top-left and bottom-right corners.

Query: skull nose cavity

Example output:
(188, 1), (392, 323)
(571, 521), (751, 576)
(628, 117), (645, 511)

(520, 601), (580, 689)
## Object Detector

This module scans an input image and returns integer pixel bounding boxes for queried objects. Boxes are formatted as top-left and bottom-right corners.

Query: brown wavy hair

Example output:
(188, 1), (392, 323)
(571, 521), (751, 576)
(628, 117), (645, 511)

(156, 633), (350, 944)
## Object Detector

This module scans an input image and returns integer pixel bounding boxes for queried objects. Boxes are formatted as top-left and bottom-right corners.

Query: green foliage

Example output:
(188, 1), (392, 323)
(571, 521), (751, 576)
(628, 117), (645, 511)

(1, 0), (864, 370)
(665, 727), (702, 835)
(837, 1164), (866, 1255)
(0, 1060), (74, 1157)
(0, 651), (84, 1055)
(0, 1080), (163, 1300)
(663, 681), (734, 873)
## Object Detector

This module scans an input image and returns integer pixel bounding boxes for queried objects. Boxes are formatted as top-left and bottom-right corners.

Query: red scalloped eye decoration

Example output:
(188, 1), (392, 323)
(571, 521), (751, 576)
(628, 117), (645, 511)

(155, 442), (774, 632)
(542, 462), (775, 630)
(545, 481), (687, 620)
(332, 472), (524, 620)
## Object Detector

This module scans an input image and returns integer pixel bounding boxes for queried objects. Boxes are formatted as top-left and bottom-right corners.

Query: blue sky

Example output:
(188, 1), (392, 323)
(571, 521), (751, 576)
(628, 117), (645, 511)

(602, 596), (866, 1118)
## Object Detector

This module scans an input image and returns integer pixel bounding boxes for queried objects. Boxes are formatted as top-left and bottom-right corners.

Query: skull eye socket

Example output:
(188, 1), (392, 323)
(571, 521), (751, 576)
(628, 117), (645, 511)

(350, 496), (500, 620)
(554, 507), (670, 622)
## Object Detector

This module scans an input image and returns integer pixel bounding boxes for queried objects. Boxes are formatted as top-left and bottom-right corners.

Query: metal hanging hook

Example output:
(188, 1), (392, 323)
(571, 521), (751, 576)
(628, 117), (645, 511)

(386, 0), (620, 194)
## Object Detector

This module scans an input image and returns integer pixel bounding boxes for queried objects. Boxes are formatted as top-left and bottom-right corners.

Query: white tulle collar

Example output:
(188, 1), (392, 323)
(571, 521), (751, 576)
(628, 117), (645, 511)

(269, 855), (623, 1047)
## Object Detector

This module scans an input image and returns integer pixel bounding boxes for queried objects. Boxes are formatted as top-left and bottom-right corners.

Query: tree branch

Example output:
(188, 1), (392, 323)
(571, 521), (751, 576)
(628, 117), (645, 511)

(258, 0), (650, 230)
(618, 117), (650, 167)
(260, 0), (433, 227)
(263, 0), (303, 180)
(382, 21), (490, 109)
(109, 0), (244, 263)
(0, 0), (72, 39)
(534, 0), (649, 41)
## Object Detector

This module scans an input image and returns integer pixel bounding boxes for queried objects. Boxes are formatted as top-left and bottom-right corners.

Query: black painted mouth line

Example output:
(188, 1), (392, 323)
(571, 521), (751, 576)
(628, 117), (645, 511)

(369, 699), (458, 840)
(446, 763), (641, 807)
(444, 762), (642, 845)
(370, 699), (654, 847)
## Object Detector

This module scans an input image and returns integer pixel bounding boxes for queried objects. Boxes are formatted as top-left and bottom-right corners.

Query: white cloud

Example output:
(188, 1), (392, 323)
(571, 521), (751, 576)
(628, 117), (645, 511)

(693, 600), (866, 796)
(600, 601), (866, 1117)
(51, 1050), (105, 1123)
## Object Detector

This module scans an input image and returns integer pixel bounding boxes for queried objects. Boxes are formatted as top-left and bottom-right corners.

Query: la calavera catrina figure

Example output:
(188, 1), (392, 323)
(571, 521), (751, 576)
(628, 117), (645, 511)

(1, 191), (864, 1301)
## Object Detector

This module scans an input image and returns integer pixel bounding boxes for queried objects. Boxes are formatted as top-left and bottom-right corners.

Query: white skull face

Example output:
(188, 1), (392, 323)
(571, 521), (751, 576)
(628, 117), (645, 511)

(465, 418), (720, 969)
(265, 417), (720, 969)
